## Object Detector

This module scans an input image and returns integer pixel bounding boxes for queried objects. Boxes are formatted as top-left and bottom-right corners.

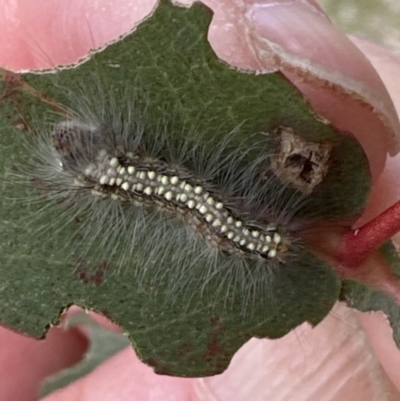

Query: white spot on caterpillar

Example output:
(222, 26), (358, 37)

(164, 191), (173, 200)
(199, 205), (207, 214)
(206, 197), (215, 206)
(205, 213), (213, 222)
(110, 157), (119, 167)
(212, 219), (221, 227)
(99, 175), (108, 185)
(184, 184), (193, 192)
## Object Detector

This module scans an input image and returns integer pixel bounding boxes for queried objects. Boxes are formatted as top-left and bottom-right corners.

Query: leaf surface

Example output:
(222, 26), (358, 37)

(0, 0), (370, 376)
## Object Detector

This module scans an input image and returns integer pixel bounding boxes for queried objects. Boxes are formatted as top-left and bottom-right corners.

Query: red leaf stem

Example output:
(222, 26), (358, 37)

(338, 200), (400, 267)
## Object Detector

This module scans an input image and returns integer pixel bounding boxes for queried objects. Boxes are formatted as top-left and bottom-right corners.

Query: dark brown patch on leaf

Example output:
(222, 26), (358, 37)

(77, 260), (108, 286)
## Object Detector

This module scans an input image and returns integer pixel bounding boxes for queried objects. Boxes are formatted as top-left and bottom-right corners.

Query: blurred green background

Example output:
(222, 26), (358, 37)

(318, 0), (400, 54)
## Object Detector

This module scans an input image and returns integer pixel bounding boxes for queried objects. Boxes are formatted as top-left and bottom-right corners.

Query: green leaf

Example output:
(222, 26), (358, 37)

(340, 241), (400, 348)
(39, 313), (130, 398)
(0, 0), (370, 376)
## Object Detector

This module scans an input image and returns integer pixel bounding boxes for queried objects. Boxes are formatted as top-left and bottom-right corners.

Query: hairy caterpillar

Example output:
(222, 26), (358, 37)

(54, 121), (289, 261)
(19, 82), (330, 313)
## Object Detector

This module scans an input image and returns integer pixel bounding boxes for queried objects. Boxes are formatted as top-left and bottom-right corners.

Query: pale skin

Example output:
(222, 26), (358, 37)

(1, 0), (400, 400)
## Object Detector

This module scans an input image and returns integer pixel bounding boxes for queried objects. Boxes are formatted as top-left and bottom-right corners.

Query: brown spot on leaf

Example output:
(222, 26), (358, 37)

(270, 126), (332, 194)
(205, 316), (226, 363)
(76, 259), (108, 286)
(1, 71), (23, 99)
(175, 342), (192, 357)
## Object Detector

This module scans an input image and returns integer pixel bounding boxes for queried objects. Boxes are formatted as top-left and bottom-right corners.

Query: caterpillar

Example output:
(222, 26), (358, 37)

(54, 119), (289, 262)
(20, 83), (328, 313)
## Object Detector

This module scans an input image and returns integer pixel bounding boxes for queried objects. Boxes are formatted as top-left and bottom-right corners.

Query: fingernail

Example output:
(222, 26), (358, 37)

(247, 1), (329, 56)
